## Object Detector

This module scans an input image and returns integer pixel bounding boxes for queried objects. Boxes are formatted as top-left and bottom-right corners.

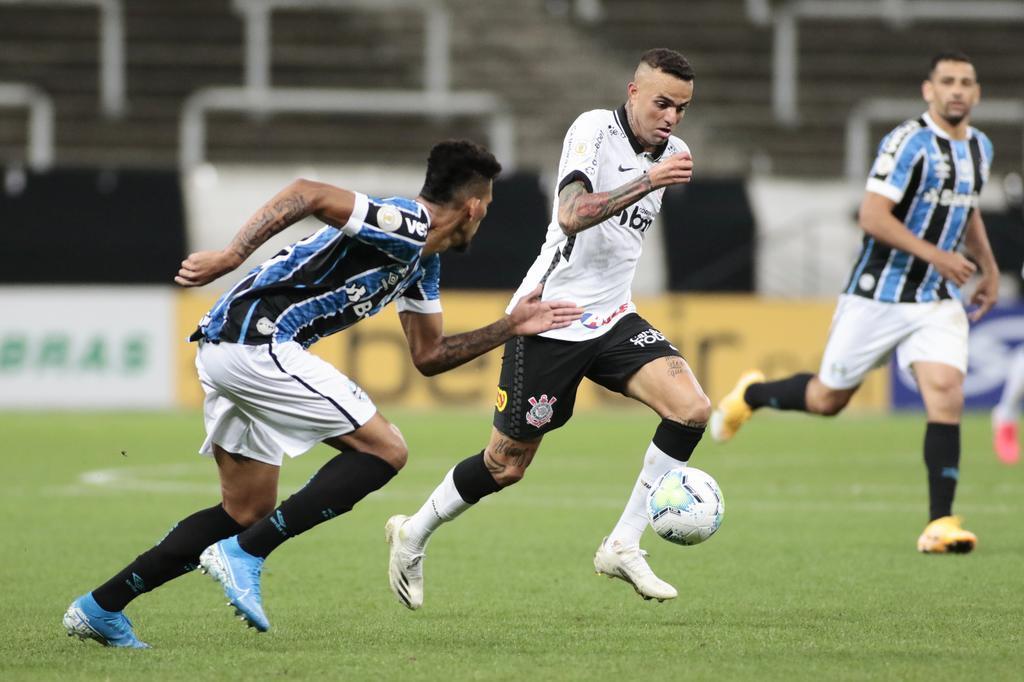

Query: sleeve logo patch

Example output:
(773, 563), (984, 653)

(873, 154), (896, 177)
(376, 205), (403, 232)
(572, 141), (589, 157)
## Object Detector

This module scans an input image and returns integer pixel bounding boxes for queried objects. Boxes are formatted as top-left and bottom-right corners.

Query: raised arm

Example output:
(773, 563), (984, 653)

(175, 179), (356, 287)
(398, 285), (583, 376)
(556, 151), (693, 236)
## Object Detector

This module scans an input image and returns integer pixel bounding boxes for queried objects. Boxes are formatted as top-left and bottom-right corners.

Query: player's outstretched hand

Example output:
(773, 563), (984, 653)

(968, 271), (998, 322)
(174, 249), (242, 287)
(932, 251), (976, 287)
(507, 285), (584, 336)
(647, 151), (693, 190)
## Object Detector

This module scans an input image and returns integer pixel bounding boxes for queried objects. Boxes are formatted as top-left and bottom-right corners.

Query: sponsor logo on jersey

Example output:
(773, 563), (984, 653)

(345, 283), (367, 301)
(617, 205), (654, 233)
(376, 204), (403, 232)
(495, 388), (508, 412)
(525, 394), (557, 428)
(629, 328), (666, 347)
(405, 216), (428, 237)
(579, 303), (629, 330)
(922, 187), (978, 208)
(931, 151), (952, 180)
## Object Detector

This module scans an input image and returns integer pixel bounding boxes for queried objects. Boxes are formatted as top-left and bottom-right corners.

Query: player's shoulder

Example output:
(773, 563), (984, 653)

(878, 117), (930, 157)
(569, 108), (615, 131)
(970, 127), (994, 152)
(365, 195), (431, 242)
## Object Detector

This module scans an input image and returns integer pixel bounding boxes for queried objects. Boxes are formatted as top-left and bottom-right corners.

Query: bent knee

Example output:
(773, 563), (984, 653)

(494, 466), (526, 487)
(222, 498), (276, 527)
(376, 424), (409, 470)
(665, 394), (712, 425)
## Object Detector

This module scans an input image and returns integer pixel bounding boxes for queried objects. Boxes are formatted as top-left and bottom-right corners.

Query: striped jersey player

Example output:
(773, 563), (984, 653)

(63, 140), (583, 645)
(711, 51), (1000, 556)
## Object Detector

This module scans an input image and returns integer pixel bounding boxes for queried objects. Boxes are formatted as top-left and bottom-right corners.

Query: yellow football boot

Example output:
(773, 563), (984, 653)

(917, 515), (977, 554)
(709, 370), (765, 443)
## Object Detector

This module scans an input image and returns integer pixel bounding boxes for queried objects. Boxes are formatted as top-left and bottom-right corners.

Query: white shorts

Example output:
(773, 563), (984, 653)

(195, 341), (377, 466)
(818, 294), (968, 390)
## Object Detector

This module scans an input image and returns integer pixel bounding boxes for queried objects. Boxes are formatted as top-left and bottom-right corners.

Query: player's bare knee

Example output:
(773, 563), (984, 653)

(817, 393), (849, 416)
(222, 498), (276, 527)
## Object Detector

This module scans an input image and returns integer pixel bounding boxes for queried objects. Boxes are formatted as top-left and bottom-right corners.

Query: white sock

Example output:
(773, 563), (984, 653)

(606, 443), (686, 548)
(995, 346), (1024, 423)
(403, 467), (470, 552)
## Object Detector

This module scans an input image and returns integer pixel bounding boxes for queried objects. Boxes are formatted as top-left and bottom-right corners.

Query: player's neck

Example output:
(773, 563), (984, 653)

(624, 102), (660, 155)
(418, 197), (455, 257)
(928, 110), (970, 140)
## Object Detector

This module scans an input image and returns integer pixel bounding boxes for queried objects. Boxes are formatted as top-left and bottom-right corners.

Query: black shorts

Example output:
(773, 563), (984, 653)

(492, 313), (682, 439)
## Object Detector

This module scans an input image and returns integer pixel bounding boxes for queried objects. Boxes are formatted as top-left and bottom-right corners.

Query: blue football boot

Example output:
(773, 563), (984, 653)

(198, 536), (270, 632)
(63, 593), (150, 648)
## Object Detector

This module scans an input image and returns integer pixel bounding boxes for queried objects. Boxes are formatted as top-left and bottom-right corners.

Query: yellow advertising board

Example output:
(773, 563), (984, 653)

(175, 292), (888, 412)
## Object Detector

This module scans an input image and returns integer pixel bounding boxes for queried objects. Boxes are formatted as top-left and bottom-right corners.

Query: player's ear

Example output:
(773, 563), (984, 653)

(921, 79), (933, 103)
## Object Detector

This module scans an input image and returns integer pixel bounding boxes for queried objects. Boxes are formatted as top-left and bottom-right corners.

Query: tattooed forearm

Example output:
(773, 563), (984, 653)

(557, 176), (653, 236)
(229, 194), (310, 261)
(418, 317), (513, 376)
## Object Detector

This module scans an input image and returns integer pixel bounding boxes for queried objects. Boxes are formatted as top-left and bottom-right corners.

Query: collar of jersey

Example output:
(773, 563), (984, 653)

(921, 111), (973, 142)
(615, 104), (669, 160)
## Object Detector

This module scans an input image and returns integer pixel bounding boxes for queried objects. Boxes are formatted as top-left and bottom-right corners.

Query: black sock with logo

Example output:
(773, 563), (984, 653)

(744, 373), (814, 411)
(91, 504), (244, 612)
(238, 451), (397, 559)
(924, 422), (960, 521)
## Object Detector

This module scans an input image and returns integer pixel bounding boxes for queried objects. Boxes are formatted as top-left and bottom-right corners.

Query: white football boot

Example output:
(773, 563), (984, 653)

(385, 515), (425, 610)
(593, 537), (677, 602)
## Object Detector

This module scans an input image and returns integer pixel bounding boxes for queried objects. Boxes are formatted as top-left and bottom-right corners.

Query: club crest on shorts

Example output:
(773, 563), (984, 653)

(495, 388), (508, 412)
(525, 394), (557, 428)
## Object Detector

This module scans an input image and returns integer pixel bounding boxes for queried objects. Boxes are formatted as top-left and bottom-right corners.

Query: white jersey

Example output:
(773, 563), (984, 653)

(507, 105), (688, 341)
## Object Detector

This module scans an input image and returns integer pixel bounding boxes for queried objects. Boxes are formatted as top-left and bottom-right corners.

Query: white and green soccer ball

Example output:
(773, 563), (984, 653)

(647, 466), (724, 546)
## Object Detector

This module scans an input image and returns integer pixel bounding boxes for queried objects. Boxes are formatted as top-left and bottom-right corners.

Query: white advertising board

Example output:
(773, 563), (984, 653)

(0, 287), (176, 408)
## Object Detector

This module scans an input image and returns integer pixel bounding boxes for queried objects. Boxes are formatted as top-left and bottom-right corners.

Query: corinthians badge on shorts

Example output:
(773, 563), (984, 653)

(525, 394), (557, 428)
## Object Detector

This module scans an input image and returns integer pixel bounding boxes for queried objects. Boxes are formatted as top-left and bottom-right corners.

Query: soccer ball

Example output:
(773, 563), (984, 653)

(647, 466), (724, 545)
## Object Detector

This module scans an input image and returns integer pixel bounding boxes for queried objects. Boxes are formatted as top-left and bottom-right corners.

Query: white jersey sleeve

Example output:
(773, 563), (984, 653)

(556, 111), (608, 195)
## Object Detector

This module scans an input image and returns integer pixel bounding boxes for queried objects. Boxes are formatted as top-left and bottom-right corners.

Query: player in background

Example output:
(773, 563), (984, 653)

(385, 48), (703, 610)
(992, 292), (1024, 464)
(711, 51), (999, 553)
(63, 140), (583, 646)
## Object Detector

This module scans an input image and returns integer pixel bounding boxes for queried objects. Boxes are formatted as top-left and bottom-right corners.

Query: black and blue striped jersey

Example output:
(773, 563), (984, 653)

(845, 112), (993, 303)
(193, 192), (441, 348)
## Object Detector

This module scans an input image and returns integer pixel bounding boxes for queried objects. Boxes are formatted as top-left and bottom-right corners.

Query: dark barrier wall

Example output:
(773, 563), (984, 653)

(662, 180), (755, 292)
(0, 169), (185, 284)
(985, 208), (1024, 274)
(440, 173), (550, 290)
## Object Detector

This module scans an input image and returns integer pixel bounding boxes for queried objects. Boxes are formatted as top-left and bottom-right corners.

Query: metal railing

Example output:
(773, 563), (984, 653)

(745, 0), (1024, 126)
(0, 0), (124, 117)
(0, 82), (55, 170)
(181, 0), (515, 171)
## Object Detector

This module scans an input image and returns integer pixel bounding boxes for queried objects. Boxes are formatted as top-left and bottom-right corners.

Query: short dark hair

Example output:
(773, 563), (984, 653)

(639, 48), (695, 82)
(419, 140), (502, 204)
(929, 50), (973, 77)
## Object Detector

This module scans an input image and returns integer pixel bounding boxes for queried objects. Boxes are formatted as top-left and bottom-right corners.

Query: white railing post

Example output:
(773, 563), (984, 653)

(773, 2), (799, 127)
(0, 83), (56, 171)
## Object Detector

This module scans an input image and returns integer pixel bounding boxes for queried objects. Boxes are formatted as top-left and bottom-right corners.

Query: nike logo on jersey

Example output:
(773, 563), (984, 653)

(618, 164), (635, 172)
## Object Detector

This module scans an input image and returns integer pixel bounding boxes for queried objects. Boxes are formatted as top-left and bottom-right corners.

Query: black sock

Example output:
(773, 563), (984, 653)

(744, 373), (814, 411)
(452, 451), (503, 503)
(238, 451), (397, 558)
(652, 419), (705, 463)
(91, 504), (244, 612)
(924, 422), (960, 521)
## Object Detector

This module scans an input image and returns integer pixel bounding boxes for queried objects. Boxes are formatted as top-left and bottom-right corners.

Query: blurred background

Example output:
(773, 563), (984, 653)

(1, 0), (1022, 413)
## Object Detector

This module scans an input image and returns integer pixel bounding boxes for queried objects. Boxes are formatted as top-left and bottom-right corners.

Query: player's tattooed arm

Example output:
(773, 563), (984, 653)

(175, 179), (355, 287)
(557, 177), (653, 236)
(399, 286), (583, 376)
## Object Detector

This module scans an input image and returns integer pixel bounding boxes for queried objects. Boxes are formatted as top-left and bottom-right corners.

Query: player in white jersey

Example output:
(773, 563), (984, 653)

(385, 49), (707, 609)
(711, 52), (1001, 554)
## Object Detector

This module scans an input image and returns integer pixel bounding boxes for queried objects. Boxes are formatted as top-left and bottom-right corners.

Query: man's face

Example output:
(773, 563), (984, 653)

(627, 65), (694, 149)
(923, 60), (980, 126)
(450, 181), (493, 253)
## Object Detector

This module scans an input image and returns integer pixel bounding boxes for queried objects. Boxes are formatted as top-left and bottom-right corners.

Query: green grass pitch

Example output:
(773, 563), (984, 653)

(1, 409), (1021, 680)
